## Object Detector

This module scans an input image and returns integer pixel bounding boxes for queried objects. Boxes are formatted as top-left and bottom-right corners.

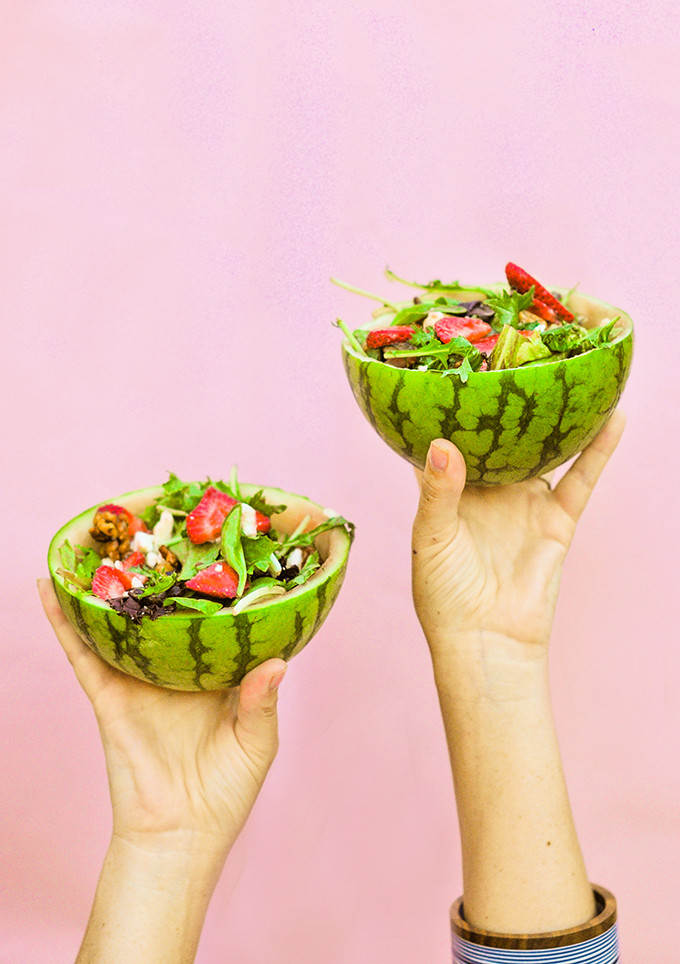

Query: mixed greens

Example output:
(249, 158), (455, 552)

(57, 472), (354, 622)
(334, 265), (621, 383)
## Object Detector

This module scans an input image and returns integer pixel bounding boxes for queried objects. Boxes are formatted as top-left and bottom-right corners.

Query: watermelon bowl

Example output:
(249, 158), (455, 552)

(47, 484), (353, 691)
(342, 289), (633, 485)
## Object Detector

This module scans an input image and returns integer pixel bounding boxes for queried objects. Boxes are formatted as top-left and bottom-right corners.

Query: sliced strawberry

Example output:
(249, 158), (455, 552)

(365, 327), (415, 349)
(121, 551), (145, 570)
(434, 316), (493, 344)
(505, 263), (575, 323)
(528, 299), (559, 324)
(187, 487), (270, 542)
(115, 551), (148, 590)
(97, 504), (149, 535)
(92, 565), (128, 600)
(475, 334), (499, 355)
(185, 562), (240, 599)
(186, 488), (238, 544)
(254, 511), (271, 534)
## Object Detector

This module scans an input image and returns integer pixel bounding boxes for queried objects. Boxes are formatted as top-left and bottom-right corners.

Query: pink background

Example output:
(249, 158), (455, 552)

(2, 1), (679, 961)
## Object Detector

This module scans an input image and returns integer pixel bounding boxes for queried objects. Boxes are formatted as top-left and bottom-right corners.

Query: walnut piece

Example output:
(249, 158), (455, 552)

(89, 510), (130, 562)
(158, 545), (181, 573)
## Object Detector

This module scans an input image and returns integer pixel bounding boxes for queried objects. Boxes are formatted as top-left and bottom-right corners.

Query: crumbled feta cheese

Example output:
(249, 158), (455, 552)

(131, 576), (144, 589)
(268, 553), (282, 577)
(214, 564), (223, 573)
(240, 503), (258, 538)
(113, 561), (123, 570)
(101, 558), (114, 567)
(146, 551), (160, 569)
(153, 509), (174, 547)
(131, 531), (155, 553)
(286, 548), (304, 570)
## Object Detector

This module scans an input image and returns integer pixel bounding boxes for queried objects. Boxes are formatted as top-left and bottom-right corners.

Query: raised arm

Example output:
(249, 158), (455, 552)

(412, 413), (624, 949)
(38, 579), (286, 964)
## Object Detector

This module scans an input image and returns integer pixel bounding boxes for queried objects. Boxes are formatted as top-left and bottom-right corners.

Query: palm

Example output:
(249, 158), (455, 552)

(91, 676), (261, 840)
(39, 581), (283, 846)
(412, 413), (624, 651)
(414, 478), (575, 647)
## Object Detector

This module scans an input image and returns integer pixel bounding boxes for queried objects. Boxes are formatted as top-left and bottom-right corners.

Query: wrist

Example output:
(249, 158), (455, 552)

(109, 827), (231, 881)
(76, 833), (230, 963)
(428, 630), (550, 704)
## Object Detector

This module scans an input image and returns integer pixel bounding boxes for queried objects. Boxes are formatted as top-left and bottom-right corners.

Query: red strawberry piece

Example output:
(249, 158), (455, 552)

(121, 551), (145, 569)
(365, 327), (415, 349)
(116, 551), (148, 590)
(187, 487), (271, 542)
(185, 562), (240, 599)
(254, 511), (271, 534)
(186, 488), (238, 544)
(528, 299), (559, 325)
(475, 334), (499, 355)
(92, 565), (128, 600)
(505, 263), (575, 323)
(98, 504), (149, 535)
(434, 316), (493, 344)
(475, 330), (535, 356)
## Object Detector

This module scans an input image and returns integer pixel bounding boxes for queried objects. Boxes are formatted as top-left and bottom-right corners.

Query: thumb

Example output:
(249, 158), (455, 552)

(412, 440), (467, 551)
(234, 658), (287, 767)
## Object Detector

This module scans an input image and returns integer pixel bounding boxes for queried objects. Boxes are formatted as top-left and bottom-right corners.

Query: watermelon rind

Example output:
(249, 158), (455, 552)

(48, 484), (352, 691)
(342, 288), (633, 484)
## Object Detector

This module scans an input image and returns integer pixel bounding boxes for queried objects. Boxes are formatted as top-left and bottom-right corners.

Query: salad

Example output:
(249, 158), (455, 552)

(57, 472), (354, 622)
(334, 262), (621, 382)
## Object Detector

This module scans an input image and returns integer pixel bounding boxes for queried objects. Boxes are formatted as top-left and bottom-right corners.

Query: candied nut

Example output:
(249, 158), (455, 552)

(89, 510), (131, 562)
(158, 545), (181, 573)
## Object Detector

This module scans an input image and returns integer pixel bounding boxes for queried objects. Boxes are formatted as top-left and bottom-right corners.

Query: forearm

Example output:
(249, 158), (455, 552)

(76, 832), (228, 964)
(431, 632), (595, 934)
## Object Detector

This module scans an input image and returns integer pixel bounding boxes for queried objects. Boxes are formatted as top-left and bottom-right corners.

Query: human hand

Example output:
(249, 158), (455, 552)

(38, 579), (286, 857)
(412, 411), (625, 658)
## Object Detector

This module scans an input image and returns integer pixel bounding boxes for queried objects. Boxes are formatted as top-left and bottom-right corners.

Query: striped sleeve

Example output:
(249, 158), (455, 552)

(451, 884), (618, 963)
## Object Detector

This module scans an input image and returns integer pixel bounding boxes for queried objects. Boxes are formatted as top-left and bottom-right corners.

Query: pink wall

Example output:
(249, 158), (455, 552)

(2, 1), (678, 960)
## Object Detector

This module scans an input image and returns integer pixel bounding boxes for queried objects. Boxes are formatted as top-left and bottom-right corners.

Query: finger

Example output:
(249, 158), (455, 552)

(234, 658), (287, 767)
(552, 410), (626, 523)
(37, 578), (110, 694)
(412, 439), (467, 550)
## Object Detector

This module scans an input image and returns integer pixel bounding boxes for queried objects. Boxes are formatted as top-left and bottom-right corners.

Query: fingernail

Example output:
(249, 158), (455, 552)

(269, 668), (287, 692)
(428, 442), (449, 472)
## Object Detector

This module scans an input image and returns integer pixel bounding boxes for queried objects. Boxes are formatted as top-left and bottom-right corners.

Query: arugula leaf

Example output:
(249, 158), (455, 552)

(540, 319), (617, 356)
(442, 355), (474, 383)
(168, 597), (224, 615)
(280, 516), (355, 549)
(176, 540), (222, 581)
(220, 505), (247, 595)
(581, 318), (619, 349)
(540, 323), (588, 353)
(134, 571), (178, 598)
(384, 268), (494, 299)
(386, 334), (482, 380)
(390, 305), (431, 327)
(285, 550), (321, 587)
(242, 489), (287, 518)
(242, 534), (281, 574)
(486, 287), (535, 330)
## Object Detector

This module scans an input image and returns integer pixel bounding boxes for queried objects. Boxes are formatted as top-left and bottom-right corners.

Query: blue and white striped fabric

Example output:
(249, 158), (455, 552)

(452, 922), (618, 964)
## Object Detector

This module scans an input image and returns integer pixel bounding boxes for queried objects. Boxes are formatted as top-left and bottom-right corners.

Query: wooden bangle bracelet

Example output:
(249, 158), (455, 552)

(450, 883), (617, 950)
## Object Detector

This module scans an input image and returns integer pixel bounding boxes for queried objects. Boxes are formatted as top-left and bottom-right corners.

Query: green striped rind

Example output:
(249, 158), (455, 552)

(48, 485), (351, 691)
(342, 290), (633, 485)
